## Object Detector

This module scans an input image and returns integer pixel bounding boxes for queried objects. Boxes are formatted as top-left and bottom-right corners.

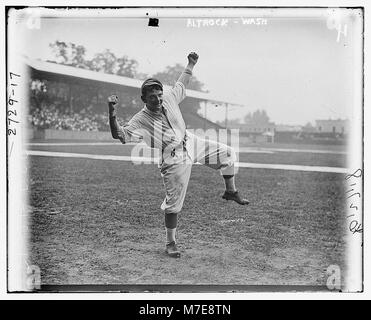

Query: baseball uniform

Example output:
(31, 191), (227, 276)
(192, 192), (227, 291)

(109, 73), (237, 214)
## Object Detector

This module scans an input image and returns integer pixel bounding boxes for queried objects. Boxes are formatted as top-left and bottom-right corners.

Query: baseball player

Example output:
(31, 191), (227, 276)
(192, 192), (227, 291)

(108, 52), (249, 258)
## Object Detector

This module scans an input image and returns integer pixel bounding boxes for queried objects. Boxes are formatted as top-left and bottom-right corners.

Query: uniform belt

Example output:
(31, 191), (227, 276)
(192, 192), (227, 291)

(164, 134), (188, 157)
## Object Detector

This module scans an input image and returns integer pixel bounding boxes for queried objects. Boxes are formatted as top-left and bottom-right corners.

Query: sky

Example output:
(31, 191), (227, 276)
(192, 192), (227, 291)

(12, 8), (362, 125)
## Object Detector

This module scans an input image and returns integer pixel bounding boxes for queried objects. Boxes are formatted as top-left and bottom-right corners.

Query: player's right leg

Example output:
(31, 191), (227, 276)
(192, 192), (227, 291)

(164, 213), (180, 258)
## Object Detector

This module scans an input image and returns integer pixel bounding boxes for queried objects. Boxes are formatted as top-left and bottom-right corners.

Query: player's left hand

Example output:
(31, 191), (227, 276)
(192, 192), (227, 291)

(188, 52), (199, 65)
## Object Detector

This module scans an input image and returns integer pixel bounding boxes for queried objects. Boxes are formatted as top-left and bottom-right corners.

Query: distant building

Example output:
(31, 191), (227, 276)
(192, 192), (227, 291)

(238, 121), (276, 143)
(275, 124), (303, 132)
(315, 119), (349, 134)
(239, 121), (276, 134)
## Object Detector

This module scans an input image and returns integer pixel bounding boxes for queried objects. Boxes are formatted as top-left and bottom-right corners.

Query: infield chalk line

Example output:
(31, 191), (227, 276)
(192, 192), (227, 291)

(28, 142), (119, 146)
(239, 147), (347, 155)
(26, 150), (349, 174)
(28, 142), (273, 154)
(27, 142), (347, 155)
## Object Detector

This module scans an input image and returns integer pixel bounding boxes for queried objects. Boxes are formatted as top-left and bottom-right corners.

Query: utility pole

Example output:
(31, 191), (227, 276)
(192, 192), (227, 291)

(204, 101), (207, 130)
(68, 84), (73, 113)
(225, 103), (228, 129)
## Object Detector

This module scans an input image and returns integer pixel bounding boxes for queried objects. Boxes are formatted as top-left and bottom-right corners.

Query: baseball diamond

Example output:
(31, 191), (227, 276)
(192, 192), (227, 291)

(7, 6), (363, 294)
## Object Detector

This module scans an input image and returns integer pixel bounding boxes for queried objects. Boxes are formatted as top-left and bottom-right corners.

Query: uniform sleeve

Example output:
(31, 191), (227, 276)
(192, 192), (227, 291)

(168, 81), (186, 105)
(109, 113), (143, 144)
(122, 116), (144, 143)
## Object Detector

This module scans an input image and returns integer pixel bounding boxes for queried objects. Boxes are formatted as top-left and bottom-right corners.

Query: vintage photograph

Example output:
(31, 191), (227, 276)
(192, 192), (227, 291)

(6, 7), (363, 292)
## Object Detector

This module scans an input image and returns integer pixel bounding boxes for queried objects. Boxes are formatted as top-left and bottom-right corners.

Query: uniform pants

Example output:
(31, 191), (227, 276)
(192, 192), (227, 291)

(160, 133), (237, 214)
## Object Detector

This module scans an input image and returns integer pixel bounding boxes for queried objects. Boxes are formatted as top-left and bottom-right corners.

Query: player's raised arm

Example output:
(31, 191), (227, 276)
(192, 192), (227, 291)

(107, 95), (144, 144)
(107, 95), (125, 141)
(176, 52), (199, 88)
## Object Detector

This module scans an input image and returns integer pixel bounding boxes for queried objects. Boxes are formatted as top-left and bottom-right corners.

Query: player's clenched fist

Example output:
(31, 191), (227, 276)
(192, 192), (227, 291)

(108, 94), (119, 113)
(187, 52), (199, 65)
(108, 94), (119, 105)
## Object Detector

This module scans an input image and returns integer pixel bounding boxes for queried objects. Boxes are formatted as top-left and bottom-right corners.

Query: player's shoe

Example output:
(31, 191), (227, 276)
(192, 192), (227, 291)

(165, 241), (181, 258)
(222, 190), (249, 205)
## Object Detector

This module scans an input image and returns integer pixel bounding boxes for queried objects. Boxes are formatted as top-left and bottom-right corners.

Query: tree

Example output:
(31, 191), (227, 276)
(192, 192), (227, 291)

(116, 55), (139, 78)
(244, 112), (252, 124)
(89, 49), (117, 74)
(70, 43), (88, 68)
(49, 41), (89, 68)
(48, 41), (140, 79)
(244, 109), (270, 124)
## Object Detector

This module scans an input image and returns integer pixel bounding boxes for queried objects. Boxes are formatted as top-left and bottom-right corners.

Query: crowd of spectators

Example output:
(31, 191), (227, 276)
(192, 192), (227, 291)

(28, 104), (115, 132)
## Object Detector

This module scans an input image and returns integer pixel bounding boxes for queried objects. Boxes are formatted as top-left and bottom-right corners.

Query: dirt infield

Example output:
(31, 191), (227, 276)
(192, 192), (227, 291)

(27, 143), (347, 288)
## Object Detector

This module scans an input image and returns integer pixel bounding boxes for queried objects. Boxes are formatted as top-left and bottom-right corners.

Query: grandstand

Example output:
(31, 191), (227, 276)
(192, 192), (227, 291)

(25, 56), (241, 138)
(182, 111), (223, 130)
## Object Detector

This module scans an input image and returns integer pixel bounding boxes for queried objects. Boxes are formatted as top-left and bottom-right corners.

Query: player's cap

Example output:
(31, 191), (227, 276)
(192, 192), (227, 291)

(141, 78), (163, 95)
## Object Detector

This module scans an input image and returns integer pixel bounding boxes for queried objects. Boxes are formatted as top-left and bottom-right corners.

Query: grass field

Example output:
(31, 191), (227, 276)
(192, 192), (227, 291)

(27, 141), (348, 288)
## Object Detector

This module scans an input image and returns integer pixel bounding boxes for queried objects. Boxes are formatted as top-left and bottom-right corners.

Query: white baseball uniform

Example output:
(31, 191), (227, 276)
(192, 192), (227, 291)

(110, 77), (236, 214)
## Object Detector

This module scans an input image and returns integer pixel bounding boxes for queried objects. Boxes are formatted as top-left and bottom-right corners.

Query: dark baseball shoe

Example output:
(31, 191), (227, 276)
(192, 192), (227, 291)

(222, 190), (249, 205)
(165, 241), (181, 258)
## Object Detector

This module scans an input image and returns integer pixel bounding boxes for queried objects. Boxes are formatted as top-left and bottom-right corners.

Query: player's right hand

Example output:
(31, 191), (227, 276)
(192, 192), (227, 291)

(108, 95), (119, 105)
(108, 95), (119, 113)
(108, 94), (119, 105)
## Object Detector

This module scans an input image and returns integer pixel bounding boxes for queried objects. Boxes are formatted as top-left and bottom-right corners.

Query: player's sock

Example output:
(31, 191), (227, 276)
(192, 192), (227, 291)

(223, 175), (237, 193)
(165, 213), (178, 244)
(166, 228), (177, 245)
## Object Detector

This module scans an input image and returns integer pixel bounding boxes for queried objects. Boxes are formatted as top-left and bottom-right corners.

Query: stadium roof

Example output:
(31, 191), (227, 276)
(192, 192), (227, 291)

(24, 56), (244, 107)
